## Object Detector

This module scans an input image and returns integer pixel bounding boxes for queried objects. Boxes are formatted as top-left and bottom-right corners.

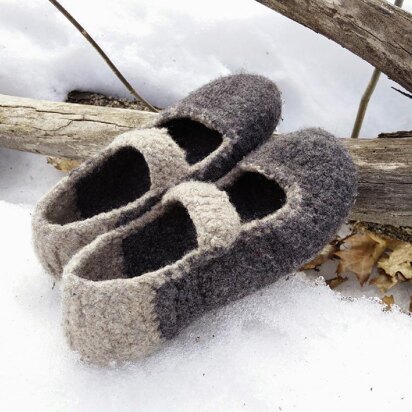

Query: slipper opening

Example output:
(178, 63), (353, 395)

(160, 118), (223, 165)
(225, 172), (286, 222)
(74, 147), (151, 220)
(122, 203), (198, 278)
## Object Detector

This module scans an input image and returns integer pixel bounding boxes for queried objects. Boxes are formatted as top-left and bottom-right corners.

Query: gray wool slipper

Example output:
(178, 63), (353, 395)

(62, 128), (357, 365)
(33, 74), (282, 278)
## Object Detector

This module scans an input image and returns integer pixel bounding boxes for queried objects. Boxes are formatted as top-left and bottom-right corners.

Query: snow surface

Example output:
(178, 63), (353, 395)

(1, 0), (412, 410)
(2, 190), (412, 412)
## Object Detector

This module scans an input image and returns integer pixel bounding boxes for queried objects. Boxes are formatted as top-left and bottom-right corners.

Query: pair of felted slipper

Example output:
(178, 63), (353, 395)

(33, 74), (357, 365)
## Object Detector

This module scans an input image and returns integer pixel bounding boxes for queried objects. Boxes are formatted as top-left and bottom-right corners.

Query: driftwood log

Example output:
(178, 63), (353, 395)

(255, 0), (412, 94)
(0, 94), (411, 229)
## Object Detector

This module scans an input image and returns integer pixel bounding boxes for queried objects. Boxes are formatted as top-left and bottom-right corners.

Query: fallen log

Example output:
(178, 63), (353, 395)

(255, 0), (412, 94)
(0, 94), (157, 158)
(0, 94), (411, 228)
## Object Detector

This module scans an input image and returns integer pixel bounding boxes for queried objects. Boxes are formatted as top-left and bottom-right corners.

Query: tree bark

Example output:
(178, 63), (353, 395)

(255, 0), (412, 93)
(0, 94), (411, 227)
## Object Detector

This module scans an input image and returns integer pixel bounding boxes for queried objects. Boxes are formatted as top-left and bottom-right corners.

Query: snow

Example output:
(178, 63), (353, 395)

(1, 0), (412, 137)
(1, 0), (412, 410)
(0, 148), (65, 205)
(2, 191), (412, 412)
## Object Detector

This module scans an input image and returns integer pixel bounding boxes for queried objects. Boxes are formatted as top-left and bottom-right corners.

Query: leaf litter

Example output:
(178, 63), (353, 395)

(302, 227), (412, 310)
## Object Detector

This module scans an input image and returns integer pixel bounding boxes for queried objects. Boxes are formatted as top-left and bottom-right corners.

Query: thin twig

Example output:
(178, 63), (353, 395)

(351, 68), (381, 138)
(351, 0), (404, 138)
(391, 87), (412, 100)
(48, 0), (158, 112)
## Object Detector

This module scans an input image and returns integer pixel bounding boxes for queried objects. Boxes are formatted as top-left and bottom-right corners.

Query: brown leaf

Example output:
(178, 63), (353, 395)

(368, 232), (403, 252)
(47, 156), (82, 172)
(377, 243), (412, 279)
(335, 233), (387, 286)
(381, 295), (395, 309)
(325, 275), (348, 290)
(369, 273), (398, 293)
(301, 244), (338, 270)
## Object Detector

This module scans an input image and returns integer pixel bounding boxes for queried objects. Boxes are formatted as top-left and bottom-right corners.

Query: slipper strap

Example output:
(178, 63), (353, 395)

(109, 128), (190, 189)
(162, 181), (241, 252)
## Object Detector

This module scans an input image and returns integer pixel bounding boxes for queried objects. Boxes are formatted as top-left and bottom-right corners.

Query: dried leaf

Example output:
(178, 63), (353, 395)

(377, 243), (412, 279)
(325, 275), (348, 290)
(47, 156), (82, 172)
(381, 295), (395, 309)
(369, 273), (398, 293)
(369, 232), (403, 251)
(335, 233), (387, 286)
(302, 244), (337, 270)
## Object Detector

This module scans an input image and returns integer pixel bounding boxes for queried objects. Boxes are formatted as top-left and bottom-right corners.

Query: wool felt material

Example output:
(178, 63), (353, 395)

(62, 128), (358, 365)
(32, 74), (282, 278)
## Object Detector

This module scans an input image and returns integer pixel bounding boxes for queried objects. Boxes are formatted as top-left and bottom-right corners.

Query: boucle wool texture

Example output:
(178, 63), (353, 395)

(33, 74), (282, 278)
(62, 128), (357, 365)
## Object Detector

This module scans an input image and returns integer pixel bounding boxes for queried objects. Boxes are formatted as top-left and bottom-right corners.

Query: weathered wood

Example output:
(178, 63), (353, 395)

(355, 222), (412, 243)
(0, 94), (157, 159)
(66, 90), (153, 111)
(255, 0), (412, 93)
(0, 94), (411, 227)
(344, 137), (412, 227)
(378, 130), (412, 139)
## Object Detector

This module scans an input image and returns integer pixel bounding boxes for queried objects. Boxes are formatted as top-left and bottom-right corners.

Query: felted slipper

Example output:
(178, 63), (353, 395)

(62, 128), (357, 365)
(33, 74), (282, 278)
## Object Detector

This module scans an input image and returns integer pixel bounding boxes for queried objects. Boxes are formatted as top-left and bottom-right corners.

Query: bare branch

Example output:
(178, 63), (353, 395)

(351, 69), (381, 139)
(350, 0), (406, 138)
(255, 0), (412, 94)
(391, 87), (412, 100)
(48, 0), (158, 112)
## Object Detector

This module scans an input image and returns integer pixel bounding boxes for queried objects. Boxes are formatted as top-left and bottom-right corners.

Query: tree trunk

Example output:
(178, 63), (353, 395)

(255, 0), (412, 93)
(0, 94), (410, 228)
